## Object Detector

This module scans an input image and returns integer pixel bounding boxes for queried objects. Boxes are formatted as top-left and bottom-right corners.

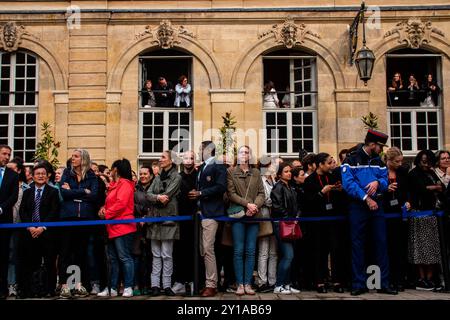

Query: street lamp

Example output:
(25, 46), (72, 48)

(349, 2), (376, 85)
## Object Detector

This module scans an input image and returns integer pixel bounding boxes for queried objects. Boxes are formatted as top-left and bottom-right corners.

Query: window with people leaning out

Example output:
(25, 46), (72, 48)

(139, 50), (193, 109)
(139, 50), (193, 157)
(262, 49), (318, 157)
(386, 48), (443, 153)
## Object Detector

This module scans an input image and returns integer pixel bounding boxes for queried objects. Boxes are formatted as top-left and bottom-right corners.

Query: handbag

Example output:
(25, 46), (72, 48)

(227, 173), (253, 219)
(279, 220), (302, 240)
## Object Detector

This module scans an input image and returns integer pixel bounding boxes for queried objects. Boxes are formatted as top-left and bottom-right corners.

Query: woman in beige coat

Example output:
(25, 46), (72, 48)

(227, 145), (265, 296)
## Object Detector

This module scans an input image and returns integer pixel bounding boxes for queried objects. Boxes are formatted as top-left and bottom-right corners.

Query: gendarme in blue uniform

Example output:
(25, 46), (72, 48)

(341, 131), (391, 293)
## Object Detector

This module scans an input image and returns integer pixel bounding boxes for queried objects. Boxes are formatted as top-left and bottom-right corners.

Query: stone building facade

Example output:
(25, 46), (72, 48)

(0, 0), (449, 168)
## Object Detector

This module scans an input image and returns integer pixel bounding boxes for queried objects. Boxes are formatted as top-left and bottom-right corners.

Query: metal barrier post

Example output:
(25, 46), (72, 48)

(193, 211), (201, 296)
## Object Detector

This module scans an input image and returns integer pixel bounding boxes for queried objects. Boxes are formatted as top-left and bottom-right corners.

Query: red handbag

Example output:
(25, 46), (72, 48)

(279, 221), (302, 240)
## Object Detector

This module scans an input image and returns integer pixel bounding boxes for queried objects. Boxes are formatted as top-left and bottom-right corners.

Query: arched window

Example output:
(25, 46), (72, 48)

(262, 49), (317, 156)
(138, 49), (192, 160)
(0, 51), (38, 162)
(386, 48), (443, 153)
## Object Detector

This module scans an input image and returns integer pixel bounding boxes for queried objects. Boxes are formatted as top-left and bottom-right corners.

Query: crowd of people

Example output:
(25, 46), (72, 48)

(0, 128), (449, 299)
(141, 75), (192, 108)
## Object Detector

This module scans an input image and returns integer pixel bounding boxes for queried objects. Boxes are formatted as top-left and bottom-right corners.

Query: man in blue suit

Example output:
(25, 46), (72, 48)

(188, 141), (227, 297)
(341, 130), (398, 296)
(0, 145), (19, 299)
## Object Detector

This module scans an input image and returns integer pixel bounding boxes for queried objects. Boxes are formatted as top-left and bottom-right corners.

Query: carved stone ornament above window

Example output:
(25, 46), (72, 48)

(135, 20), (195, 49)
(258, 18), (320, 49)
(384, 18), (445, 49)
(0, 22), (34, 52)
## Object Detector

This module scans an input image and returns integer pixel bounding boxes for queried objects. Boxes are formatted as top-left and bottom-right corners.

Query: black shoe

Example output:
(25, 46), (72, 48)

(396, 284), (405, 292)
(350, 288), (368, 296)
(416, 279), (434, 291)
(164, 287), (176, 296)
(316, 285), (328, 294)
(333, 285), (345, 293)
(257, 284), (273, 293)
(377, 288), (398, 295)
(151, 287), (160, 297)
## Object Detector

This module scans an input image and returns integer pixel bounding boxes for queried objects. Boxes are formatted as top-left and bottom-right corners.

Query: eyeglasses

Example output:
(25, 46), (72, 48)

(440, 157), (450, 161)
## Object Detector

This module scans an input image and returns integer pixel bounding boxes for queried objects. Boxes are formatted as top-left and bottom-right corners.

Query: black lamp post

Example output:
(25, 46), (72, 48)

(350, 2), (376, 85)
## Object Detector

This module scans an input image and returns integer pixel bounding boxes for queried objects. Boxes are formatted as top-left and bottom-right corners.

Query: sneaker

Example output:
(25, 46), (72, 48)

(133, 288), (142, 296)
(8, 284), (17, 297)
(285, 285), (301, 294)
(235, 284), (245, 296)
(171, 282), (186, 295)
(225, 287), (236, 293)
(258, 284), (275, 293)
(73, 285), (89, 298)
(97, 288), (110, 297)
(59, 286), (72, 299)
(416, 279), (434, 291)
(122, 287), (133, 298)
(90, 283), (100, 295)
(244, 284), (256, 295)
(273, 286), (291, 295)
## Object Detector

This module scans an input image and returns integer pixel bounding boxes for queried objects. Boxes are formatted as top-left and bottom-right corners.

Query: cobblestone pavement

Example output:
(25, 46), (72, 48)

(6, 289), (450, 300)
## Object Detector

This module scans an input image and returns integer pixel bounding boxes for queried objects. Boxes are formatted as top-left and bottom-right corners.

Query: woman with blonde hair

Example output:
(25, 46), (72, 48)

(227, 146), (265, 295)
(58, 149), (99, 299)
(382, 147), (410, 291)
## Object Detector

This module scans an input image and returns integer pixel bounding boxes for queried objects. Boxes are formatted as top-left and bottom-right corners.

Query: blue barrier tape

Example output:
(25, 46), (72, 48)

(0, 215), (192, 229)
(0, 209), (444, 229)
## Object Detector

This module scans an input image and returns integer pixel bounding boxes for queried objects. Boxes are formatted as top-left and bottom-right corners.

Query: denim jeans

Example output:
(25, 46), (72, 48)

(231, 221), (259, 285)
(273, 222), (294, 287)
(107, 233), (135, 289)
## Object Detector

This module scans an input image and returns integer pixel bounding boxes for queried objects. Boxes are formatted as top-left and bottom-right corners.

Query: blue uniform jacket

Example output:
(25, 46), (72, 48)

(197, 158), (227, 218)
(341, 145), (388, 202)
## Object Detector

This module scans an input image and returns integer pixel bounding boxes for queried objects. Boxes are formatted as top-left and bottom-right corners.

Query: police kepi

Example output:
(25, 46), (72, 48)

(341, 129), (398, 296)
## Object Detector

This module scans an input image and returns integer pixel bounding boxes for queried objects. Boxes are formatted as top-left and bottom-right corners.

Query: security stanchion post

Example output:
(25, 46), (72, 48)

(193, 211), (201, 296)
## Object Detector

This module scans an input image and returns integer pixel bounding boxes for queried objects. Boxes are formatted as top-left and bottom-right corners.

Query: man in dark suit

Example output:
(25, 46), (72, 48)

(0, 145), (19, 299)
(188, 141), (227, 297)
(17, 162), (59, 298)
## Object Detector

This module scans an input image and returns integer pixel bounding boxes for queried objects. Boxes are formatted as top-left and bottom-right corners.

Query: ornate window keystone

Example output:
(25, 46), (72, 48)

(135, 20), (195, 49)
(258, 18), (320, 49)
(384, 18), (445, 49)
(0, 22), (35, 52)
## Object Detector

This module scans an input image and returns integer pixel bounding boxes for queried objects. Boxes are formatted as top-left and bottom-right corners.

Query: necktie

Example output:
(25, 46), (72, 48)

(32, 189), (42, 222)
(0, 167), (4, 188)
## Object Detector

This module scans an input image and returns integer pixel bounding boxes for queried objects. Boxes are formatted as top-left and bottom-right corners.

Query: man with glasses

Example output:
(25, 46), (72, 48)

(154, 76), (174, 107)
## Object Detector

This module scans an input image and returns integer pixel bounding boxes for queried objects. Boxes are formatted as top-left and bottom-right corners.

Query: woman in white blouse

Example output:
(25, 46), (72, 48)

(263, 81), (279, 109)
(174, 75), (192, 108)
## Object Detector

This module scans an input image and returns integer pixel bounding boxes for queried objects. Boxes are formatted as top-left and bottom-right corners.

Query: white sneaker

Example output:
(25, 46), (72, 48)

(273, 286), (291, 295)
(90, 283), (100, 295)
(8, 284), (17, 297)
(97, 288), (118, 297)
(171, 282), (185, 294)
(285, 285), (301, 294)
(122, 287), (133, 298)
(97, 288), (110, 297)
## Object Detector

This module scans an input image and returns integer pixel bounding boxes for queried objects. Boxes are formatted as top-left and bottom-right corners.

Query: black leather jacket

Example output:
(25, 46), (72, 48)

(270, 180), (299, 219)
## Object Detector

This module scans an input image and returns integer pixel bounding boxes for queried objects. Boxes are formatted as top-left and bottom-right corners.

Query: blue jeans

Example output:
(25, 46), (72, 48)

(273, 222), (294, 287)
(107, 233), (135, 289)
(231, 222), (259, 285)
